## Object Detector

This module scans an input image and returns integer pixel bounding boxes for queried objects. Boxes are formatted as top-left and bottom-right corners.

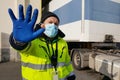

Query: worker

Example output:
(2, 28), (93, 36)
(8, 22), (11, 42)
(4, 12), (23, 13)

(8, 4), (76, 80)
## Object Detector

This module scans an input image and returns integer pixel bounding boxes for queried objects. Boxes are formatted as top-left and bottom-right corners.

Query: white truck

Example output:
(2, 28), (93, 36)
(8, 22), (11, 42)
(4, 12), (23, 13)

(47, 0), (120, 80)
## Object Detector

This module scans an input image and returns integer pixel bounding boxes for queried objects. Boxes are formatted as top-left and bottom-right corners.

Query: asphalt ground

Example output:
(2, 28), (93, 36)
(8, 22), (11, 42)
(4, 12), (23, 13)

(0, 62), (22, 80)
(0, 62), (103, 80)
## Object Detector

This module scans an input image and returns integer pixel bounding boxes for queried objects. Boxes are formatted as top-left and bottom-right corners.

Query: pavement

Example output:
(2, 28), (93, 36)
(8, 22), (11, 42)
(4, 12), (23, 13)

(0, 62), (22, 80)
(0, 61), (103, 80)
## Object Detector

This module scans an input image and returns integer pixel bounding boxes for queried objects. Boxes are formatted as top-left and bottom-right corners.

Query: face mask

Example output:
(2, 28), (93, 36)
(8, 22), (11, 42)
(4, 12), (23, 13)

(44, 23), (58, 38)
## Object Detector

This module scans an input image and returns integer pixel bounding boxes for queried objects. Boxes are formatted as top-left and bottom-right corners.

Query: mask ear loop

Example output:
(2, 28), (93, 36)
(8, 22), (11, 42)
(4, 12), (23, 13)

(34, 23), (44, 31)
(38, 23), (43, 25)
(39, 23), (46, 28)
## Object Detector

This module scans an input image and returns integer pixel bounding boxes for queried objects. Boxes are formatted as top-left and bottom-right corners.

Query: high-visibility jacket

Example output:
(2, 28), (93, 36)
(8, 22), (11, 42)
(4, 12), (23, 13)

(18, 37), (74, 80)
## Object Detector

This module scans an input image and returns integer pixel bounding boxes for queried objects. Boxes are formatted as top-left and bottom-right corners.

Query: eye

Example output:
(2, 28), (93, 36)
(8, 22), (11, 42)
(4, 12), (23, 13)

(54, 23), (58, 26)
(48, 21), (53, 24)
(49, 22), (53, 24)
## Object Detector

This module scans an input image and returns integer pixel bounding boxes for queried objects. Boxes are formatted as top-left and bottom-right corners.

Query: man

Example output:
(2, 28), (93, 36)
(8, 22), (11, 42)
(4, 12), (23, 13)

(8, 4), (76, 80)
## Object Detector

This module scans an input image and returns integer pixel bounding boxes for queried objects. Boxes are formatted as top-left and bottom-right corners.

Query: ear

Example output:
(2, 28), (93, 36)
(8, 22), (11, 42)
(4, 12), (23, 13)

(41, 24), (45, 28)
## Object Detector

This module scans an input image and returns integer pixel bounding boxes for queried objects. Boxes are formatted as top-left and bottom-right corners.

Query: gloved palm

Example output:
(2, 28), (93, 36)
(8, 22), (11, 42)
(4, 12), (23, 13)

(8, 4), (45, 43)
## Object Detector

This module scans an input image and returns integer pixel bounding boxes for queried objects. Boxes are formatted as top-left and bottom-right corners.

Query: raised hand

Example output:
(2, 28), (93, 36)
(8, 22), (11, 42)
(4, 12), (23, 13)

(8, 4), (45, 43)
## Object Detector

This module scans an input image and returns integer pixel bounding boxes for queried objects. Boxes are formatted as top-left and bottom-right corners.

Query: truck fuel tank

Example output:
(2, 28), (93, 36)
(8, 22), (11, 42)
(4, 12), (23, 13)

(89, 53), (120, 80)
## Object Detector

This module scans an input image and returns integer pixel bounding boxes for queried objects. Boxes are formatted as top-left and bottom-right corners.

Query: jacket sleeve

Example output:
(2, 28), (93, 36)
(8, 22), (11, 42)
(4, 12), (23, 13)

(64, 42), (76, 80)
(9, 33), (28, 50)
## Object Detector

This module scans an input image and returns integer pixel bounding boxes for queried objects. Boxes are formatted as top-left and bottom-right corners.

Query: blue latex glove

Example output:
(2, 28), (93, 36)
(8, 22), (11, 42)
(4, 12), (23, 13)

(8, 4), (45, 43)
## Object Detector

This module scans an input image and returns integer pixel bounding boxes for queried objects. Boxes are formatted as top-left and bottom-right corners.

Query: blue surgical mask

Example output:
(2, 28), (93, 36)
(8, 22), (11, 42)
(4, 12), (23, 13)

(44, 23), (58, 38)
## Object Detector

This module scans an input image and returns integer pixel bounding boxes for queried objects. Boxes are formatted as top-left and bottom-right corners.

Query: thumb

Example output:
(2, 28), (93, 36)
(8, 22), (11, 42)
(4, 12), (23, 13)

(33, 28), (45, 38)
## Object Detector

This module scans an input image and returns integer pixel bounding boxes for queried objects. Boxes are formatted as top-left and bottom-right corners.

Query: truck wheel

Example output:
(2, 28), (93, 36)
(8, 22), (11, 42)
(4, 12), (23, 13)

(72, 50), (81, 70)
(102, 76), (111, 80)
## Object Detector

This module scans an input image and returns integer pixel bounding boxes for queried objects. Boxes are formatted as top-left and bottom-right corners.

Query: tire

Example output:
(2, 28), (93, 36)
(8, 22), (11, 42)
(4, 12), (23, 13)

(72, 50), (82, 70)
(102, 76), (111, 80)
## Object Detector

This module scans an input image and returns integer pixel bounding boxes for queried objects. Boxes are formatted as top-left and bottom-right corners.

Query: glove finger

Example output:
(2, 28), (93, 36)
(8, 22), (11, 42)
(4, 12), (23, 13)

(25, 5), (32, 22)
(19, 4), (24, 20)
(8, 8), (17, 22)
(30, 9), (38, 27)
(32, 28), (45, 39)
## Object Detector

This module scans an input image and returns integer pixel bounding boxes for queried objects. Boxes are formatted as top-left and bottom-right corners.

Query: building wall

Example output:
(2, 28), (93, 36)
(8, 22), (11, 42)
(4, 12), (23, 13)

(0, 0), (42, 62)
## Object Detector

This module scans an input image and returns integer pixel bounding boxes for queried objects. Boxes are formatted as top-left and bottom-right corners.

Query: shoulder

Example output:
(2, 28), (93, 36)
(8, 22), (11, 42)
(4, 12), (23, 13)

(58, 37), (66, 42)
(58, 37), (67, 45)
